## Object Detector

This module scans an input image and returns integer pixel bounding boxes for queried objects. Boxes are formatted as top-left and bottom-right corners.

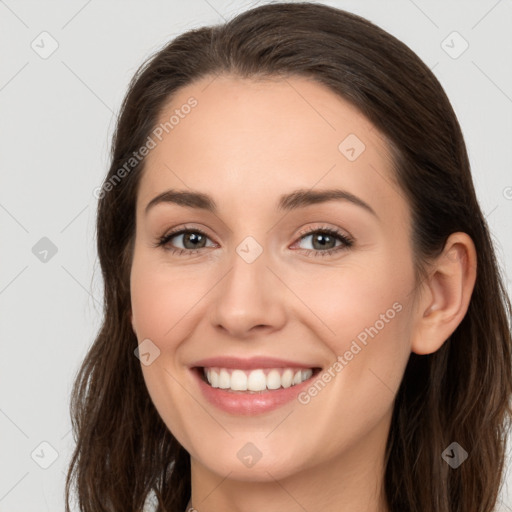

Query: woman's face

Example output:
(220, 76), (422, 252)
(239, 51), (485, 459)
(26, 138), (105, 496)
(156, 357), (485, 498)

(130, 75), (418, 482)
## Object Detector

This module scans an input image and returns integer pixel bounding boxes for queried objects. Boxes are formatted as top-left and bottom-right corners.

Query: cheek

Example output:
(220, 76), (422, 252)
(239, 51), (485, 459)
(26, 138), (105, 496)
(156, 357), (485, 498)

(294, 258), (412, 349)
(130, 272), (172, 340)
(130, 255), (204, 444)
(291, 253), (414, 410)
(130, 253), (200, 341)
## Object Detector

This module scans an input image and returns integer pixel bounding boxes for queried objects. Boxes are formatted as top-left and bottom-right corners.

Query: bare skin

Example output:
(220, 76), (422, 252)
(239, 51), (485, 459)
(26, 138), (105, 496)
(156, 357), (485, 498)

(129, 75), (477, 512)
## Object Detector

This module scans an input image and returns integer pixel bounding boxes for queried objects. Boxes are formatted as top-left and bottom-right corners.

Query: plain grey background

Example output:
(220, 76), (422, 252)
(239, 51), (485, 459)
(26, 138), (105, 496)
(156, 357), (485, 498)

(1, 1), (511, 510)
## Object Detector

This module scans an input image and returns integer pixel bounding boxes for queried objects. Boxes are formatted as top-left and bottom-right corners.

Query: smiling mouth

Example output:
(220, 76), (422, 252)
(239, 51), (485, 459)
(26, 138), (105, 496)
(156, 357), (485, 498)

(195, 366), (322, 393)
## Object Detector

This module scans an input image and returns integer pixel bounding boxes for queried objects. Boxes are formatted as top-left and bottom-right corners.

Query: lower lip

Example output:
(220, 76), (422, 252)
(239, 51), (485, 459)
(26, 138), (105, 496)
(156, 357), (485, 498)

(191, 367), (320, 415)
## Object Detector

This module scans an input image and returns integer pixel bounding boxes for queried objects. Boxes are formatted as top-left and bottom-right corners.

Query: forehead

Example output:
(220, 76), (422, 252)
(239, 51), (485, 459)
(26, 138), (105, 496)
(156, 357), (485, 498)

(137, 74), (401, 219)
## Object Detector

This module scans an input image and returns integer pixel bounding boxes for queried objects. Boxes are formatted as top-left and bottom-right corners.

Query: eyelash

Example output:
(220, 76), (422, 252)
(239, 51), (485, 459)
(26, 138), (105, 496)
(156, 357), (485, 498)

(154, 224), (354, 258)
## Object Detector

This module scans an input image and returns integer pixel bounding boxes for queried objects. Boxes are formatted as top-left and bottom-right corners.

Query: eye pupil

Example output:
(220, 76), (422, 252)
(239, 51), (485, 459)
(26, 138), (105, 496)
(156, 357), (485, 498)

(312, 233), (335, 250)
(184, 232), (205, 249)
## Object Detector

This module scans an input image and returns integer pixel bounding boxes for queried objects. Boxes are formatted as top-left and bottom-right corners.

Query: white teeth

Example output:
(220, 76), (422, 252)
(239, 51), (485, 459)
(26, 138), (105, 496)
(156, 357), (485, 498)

(266, 369), (281, 390)
(209, 369), (219, 388)
(203, 367), (314, 392)
(247, 369), (266, 391)
(281, 369), (293, 388)
(218, 369), (230, 389)
(230, 370), (247, 391)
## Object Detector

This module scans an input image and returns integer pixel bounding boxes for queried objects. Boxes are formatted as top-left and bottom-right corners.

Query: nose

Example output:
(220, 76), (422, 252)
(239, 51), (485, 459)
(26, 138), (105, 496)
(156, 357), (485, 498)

(209, 246), (287, 339)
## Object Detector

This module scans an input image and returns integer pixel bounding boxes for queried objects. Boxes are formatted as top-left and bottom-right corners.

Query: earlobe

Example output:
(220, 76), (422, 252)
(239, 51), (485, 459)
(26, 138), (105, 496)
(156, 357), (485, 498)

(411, 232), (477, 355)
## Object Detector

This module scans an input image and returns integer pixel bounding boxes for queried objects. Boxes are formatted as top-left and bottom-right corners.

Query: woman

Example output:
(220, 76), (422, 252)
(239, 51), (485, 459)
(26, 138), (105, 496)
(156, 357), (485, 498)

(65, 3), (512, 511)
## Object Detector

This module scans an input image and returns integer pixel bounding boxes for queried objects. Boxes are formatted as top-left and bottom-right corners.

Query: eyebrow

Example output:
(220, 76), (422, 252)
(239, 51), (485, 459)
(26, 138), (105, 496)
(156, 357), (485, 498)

(144, 188), (377, 217)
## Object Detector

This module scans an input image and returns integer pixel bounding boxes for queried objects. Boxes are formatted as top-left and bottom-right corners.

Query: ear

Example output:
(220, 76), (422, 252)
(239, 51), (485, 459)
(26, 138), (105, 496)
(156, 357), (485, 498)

(410, 232), (477, 355)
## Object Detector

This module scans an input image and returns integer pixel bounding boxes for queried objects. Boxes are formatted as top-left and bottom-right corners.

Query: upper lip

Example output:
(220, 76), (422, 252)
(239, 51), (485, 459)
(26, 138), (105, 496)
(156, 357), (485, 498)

(192, 356), (320, 370)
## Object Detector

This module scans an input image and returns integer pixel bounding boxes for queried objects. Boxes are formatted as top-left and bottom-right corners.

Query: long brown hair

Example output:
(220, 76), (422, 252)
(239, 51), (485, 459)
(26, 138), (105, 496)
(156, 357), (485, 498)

(65, 3), (512, 511)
